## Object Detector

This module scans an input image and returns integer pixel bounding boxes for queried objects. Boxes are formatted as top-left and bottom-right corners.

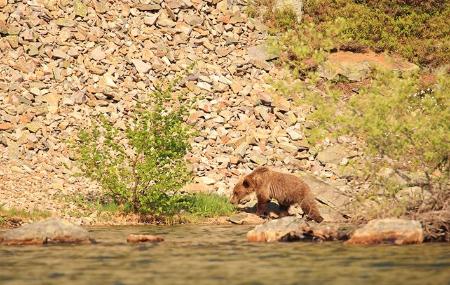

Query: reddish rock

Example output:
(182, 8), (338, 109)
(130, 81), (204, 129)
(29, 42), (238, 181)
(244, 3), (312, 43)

(0, 122), (13, 131)
(127, 234), (164, 243)
(228, 213), (265, 225)
(347, 218), (424, 245)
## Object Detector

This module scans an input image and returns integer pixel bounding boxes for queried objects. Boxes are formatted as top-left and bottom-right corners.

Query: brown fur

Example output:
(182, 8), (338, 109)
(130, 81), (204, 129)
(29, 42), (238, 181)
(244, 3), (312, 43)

(231, 167), (324, 223)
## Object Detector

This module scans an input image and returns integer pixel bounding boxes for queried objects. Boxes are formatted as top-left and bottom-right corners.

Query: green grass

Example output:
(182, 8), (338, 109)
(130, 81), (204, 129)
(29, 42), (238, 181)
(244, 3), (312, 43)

(0, 205), (51, 226)
(185, 193), (235, 218)
(61, 192), (235, 224)
(63, 193), (123, 216)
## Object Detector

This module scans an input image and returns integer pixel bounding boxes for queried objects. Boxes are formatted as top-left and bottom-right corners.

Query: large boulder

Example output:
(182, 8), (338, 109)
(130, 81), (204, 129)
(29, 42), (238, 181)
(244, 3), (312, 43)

(298, 173), (351, 222)
(0, 218), (94, 245)
(347, 218), (424, 245)
(247, 216), (353, 242)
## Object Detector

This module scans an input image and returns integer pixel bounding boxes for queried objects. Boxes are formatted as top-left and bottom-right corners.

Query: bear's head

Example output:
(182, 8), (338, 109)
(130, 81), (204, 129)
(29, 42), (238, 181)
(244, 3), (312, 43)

(230, 176), (256, 205)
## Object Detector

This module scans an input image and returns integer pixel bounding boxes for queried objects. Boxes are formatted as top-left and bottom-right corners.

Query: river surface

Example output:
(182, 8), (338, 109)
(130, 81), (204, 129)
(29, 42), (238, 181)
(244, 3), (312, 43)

(0, 225), (449, 285)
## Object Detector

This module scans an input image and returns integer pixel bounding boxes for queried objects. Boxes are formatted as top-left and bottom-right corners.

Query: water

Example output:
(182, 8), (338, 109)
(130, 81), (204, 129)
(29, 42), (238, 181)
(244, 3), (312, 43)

(0, 225), (449, 285)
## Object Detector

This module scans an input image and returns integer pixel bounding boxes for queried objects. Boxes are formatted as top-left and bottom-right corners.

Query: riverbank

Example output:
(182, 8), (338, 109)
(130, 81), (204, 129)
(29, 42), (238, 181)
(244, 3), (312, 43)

(2, 208), (449, 243)
(0, 0), (448, 234)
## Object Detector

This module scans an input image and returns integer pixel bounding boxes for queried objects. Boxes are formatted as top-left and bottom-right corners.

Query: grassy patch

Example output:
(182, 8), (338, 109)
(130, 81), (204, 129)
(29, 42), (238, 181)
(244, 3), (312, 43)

(0, 205), (51, 226)
(65, 194), (123, 215)
(62, 192), (235, 224)
(184, 193), (235, 218)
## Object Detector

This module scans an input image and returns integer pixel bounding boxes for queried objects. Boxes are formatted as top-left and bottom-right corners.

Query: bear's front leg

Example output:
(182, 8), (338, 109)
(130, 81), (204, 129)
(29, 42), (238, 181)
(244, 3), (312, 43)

(256, 193), (270, 217)
(256, 202), (268, 217)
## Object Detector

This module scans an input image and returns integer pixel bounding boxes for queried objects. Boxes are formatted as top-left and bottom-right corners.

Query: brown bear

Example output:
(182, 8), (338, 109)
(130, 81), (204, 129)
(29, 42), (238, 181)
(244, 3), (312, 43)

(231, 167), (324, 223)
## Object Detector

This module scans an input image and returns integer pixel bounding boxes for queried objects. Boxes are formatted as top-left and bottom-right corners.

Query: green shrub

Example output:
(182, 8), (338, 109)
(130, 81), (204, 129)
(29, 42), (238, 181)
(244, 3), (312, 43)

(300, 71), (449, 211)
(302, 0), (450, 66)
(342, 72), (449, 203)
(74, 84), (194, 219)
(344, 72), (449, 171)
(265, 18), (348, 78)
(248, 0), (449, 67)
(249, 0), (449, 217)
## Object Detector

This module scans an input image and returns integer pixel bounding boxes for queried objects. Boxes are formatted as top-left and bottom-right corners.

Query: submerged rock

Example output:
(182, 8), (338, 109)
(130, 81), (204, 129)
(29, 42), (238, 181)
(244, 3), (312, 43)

(127, 234), (164, 243)
(247, 216), (352, 242)
(0, 218), (94, 245)
(347, 218), (423, 245)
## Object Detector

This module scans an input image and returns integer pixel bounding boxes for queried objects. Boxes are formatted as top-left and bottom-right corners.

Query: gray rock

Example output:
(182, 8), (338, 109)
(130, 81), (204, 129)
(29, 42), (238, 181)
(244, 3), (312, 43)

(131, 59), (152, 73)
(144, 13), (160, 26)
(286, 127), (302, 140)
(0, 218), (94, 245)
(298, 173), (351, 222)
(90, 46), (106, 61)
(196, 176), (216, 185)
(395, 186), (431, 207)
(249, 153), (267, 165)
(278, 142), (298, 153)
(157, 12), (176, 27)
(247, 44), (278, 62)
(247, 216), (351, 242)
(316, 145), (348, 165)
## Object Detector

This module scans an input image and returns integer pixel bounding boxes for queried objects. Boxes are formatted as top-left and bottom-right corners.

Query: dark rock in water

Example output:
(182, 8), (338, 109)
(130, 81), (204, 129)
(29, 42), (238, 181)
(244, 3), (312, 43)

(0, 218), (94, 245)
(247, 216), (353, 242)
(127, 234), (164, 243)
(228, 213), (265, 225)
(347, 218), (423, 245)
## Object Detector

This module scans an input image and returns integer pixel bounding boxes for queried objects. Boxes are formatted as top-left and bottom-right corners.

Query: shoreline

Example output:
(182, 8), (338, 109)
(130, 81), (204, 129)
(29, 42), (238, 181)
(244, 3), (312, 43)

(1, 211), (448, 243)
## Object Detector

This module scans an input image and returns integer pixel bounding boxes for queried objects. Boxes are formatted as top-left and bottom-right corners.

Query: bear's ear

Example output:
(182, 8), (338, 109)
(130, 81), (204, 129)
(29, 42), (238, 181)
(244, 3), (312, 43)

(245, 174), (262, 188)
(242, 178), (250, 188)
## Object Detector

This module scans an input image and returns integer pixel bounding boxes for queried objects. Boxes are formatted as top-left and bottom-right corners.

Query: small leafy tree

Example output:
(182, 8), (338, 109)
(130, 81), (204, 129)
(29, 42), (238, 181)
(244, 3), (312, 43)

(75, 84), (194, 218)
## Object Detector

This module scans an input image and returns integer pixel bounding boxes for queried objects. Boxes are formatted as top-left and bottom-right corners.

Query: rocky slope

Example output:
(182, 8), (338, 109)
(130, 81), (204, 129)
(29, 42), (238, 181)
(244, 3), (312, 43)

(0, 0), (358, 223)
